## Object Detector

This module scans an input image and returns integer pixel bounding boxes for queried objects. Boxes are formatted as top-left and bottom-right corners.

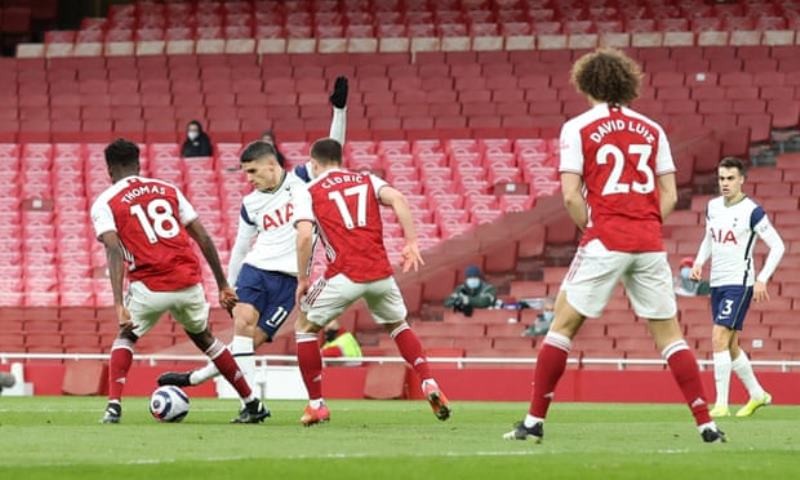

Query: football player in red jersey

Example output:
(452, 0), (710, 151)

(91, 139), (268, 424)
(291, 138), (451, 426)
(503, 49), (724, 443)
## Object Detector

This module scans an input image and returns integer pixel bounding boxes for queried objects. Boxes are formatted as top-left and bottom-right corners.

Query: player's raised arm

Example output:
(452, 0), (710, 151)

(379, 184), (424, 272)
(328, 76), (348, 145)
(185, 220), (237, 312)
(227, 205), (258, 287)
(98, 231), (132, 331)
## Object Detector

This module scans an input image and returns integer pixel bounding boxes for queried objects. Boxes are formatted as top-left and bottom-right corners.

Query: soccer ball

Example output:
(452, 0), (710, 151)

(149, 385), (190, 423)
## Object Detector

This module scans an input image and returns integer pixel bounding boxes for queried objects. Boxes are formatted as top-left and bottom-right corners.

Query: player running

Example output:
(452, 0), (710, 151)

(91, 139), (268, 424)
(691, 157), (784, 418)
(503, 48), (724, 443)
(158, 78), (348, 395)
(292, 138), (451, 426)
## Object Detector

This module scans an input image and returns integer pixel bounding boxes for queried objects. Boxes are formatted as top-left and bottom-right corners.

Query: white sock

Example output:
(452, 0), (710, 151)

(421, 378), (437, 390)
(524, 414), (544, 429)
(731, 351), (765, 400)
(712, 351), (732, 408)
(189, 361), (220, 385)
(309, 398), (325, 409)
(231, 335), (256, 388)
(697, 421), (718, 433)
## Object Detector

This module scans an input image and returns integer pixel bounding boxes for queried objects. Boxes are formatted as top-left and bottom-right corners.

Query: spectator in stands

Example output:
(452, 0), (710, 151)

(181, 120), (213, 158)
(259, 130), (287, 167)
(675, 256), (710, 297)
(444, 265), (498, 317)
(321, 320), (362, 361)
(523, 297), (555, 337)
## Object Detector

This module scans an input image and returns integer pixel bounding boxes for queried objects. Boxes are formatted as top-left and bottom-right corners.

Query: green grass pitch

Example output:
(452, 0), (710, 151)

(0, 397), (797, 480)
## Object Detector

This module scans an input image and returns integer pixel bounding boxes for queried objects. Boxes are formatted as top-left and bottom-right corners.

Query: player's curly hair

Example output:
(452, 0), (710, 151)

(571, 48), (642, 106)
(104, 138), (140, 169)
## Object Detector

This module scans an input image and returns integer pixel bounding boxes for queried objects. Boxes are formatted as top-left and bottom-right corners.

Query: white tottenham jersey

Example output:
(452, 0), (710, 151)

(228, 171), (313, 284)
(694, 196), (785, 288)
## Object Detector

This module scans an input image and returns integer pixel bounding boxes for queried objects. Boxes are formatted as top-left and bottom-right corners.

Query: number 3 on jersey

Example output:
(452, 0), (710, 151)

(328, 184), (368, 230)
(130, 199), (180, 244)
(597, 144), (654, 196)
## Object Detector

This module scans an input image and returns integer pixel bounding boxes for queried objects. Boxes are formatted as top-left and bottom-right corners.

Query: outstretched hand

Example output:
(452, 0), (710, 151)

(329, 76), (349, 109)
(401, 241), (425, 273)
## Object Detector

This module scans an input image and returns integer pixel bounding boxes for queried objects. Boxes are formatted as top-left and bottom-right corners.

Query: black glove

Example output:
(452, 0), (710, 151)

(329, 76), (348, 109)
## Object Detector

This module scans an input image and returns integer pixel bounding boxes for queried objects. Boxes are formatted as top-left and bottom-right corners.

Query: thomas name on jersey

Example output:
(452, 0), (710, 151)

(119, 184), (167, 204)
(588, 119), (656, 145)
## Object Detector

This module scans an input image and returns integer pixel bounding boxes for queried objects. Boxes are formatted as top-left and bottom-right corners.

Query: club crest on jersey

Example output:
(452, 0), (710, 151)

(711, 228), (737, 244)
(262, 203), (294, 230)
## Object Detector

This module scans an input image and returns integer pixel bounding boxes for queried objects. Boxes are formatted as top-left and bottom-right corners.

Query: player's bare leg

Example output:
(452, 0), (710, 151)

(160, 304), (264, 389)
(295, 312), (330, 426)
(648, 318), (725, 442)
(185, 328), (269, 423)
(710, 325), (736, 417)
(101, 327), (138, 424)
(726, 331), (771, 417)
(383, 320), (451, 421)
(505, 291), (585, 442)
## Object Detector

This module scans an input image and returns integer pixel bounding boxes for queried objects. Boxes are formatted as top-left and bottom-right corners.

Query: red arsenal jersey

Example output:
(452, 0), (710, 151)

(559, 104), (676, 252)
(307, 169), (394, 282)
(90, 176), (202, 291)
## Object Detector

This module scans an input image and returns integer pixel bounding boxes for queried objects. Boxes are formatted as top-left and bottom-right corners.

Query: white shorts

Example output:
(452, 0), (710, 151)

(561, 239), (677, 319)
(125, 281), (209, 337)
(301, 274), (408, 327)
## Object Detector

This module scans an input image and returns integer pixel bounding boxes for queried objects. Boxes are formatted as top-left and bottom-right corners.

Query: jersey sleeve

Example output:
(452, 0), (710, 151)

(291, 183), (315, 226)
(752, 208), (786, 283)
(175, 188), (199, 225)
(655, 128), (677, 175)
(368, 174), (389, 199)
(240, 203), (255, 226)
(329, 106), (347, 146)
(90, 199), (117, 238)
(558, 120), (583, 174)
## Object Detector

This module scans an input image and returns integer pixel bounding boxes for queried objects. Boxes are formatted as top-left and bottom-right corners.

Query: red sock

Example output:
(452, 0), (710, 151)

(391, 325), (432, 381)
(297, 334), (323, 400)
(528, 333), (571, 418)
(207, 340), (253, 400)
(108, 340), (134, 403)
(664, 341), (711, 426)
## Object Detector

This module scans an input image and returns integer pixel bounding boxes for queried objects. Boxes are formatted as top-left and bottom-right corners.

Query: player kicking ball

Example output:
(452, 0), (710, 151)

(691, 157), (784, 418)
(292, 138), (451, 426)
(91, 139), (268, 424)
(503, 48), (724, 443)
(158, 78), (349, 400)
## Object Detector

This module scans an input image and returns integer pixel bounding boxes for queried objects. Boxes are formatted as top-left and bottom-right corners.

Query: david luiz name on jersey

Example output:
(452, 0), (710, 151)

(588, 119), (656, 145)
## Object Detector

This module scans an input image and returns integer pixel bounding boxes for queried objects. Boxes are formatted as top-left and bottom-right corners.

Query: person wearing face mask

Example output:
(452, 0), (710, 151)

(444, 265), (498, 317)
(523, 298), (555, 337)
(320, 320), (363, 361)
(181, 120), (213, 158)
(675, 257), (710, 297)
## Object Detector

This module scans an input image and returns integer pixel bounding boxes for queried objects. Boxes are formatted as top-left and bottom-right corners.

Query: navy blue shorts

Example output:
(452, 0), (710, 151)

(236, 264), (297, 341)
(710, 285), (753, 331)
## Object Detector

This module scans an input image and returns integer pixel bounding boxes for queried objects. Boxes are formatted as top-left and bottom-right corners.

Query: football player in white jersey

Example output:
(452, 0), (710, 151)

(691, 157), (785, 418)
(158, 79), (348, 401)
